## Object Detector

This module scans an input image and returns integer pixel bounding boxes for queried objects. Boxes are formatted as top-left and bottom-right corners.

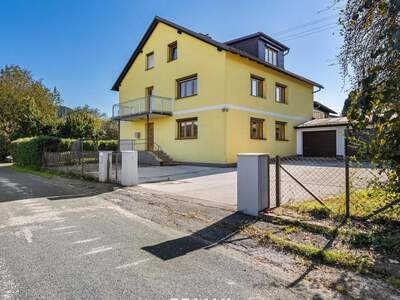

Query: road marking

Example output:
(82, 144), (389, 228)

(73, 238), (100, 245)
(83, 246), (113, 256)
(52, 226), (78, 231)
(15, 227), (34, 243)
(57, 230), (79, 235)
(53, 219), (66, 224)
(115, 259), (150, 269)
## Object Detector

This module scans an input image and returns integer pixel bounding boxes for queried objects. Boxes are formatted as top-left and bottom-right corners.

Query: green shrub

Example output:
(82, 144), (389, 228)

(0, 134), (9, 161)
(10, 136), (60, 169)
(10, 136), (118, 169)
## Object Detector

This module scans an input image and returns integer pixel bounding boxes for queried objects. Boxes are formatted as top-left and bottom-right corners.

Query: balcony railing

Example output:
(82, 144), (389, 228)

(112, 96), (173, 120)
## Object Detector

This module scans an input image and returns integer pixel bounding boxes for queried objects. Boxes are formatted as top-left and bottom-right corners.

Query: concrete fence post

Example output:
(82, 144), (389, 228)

(98, 151), (112, 183)
(237, 153), (269, 216)
(120, 151), (138, 186)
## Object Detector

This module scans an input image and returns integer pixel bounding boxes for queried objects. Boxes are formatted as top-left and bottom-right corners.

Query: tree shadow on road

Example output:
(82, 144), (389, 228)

(142, 212), (256, 260)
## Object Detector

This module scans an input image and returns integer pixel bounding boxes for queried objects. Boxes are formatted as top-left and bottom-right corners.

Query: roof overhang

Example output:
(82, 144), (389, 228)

(111, 16), (323, 91)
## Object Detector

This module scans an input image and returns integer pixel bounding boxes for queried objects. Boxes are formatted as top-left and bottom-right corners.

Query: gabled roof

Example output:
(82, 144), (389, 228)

(111, 16), (323, 91)
(313, 101), (337, 115)
(295, 117), (348, 129)
(224, 32), (289, 51)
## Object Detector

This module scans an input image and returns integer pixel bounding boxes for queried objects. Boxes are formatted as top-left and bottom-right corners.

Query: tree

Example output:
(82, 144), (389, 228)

(98, 119), (118, 140)
(338, 0), (400, 191)
(59, 106), (101, 139)
(0, 65), (60, 160)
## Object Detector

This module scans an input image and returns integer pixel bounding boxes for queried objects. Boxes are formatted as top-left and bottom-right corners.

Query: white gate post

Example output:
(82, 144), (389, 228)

(120, 151), (138, 186)
(98, 151), (112, 182)
(237, 153), (269, 216)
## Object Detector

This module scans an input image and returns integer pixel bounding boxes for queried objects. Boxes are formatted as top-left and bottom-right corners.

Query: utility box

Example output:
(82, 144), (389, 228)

(237, 153), (269, 216)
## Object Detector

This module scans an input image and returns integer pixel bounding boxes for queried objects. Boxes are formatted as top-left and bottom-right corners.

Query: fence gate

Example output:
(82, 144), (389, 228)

(107, 152), (122, 184)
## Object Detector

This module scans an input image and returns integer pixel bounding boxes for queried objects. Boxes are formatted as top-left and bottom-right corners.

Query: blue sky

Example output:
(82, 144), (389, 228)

(0, 0), (347, 117)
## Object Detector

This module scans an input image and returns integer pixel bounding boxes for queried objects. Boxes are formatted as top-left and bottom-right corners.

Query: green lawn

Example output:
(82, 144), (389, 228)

(285, 189), (400, 224)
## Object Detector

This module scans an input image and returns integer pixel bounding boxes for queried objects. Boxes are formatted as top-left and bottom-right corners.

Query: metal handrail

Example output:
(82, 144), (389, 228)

(132, 139), (163, 156)
(112, 95), (173, 119)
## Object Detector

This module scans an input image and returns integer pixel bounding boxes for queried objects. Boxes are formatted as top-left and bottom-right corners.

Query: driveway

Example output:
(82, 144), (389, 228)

(139, 159), (381, 209)
(0, 164), (304, 299)
(140, 165), (237, 209)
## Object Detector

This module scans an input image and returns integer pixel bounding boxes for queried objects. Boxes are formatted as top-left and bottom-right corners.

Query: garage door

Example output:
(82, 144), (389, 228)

(303, 130), (336, 157)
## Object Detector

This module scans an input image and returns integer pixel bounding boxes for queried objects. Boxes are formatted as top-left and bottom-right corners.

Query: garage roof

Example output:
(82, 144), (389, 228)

(296, 117), (348, 129)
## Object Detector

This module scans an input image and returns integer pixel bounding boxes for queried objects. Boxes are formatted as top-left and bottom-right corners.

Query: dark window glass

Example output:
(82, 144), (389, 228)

(177, 118), (198, 139)
(250, 118), (264, 139)
(177, 75), (198, 98)
(275, 121), (286, 140)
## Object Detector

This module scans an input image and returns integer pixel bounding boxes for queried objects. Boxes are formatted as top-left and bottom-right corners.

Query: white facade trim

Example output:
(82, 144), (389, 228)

(173, 104), (309, 122)
(296, 126), (346, 156)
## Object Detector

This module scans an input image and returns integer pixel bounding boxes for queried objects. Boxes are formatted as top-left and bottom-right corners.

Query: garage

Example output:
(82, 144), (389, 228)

(303, 130), (336, 157)
(295, 117), (349, 158)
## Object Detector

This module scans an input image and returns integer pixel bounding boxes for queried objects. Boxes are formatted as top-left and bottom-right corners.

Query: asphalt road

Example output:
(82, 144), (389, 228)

(0, 165), (310, 300)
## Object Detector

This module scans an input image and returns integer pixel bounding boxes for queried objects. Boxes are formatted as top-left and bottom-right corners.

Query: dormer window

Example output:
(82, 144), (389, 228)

(265, 47), (278, 66)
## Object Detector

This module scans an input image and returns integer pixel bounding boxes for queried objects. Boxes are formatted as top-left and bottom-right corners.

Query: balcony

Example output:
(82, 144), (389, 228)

(112, 96), (173, 121)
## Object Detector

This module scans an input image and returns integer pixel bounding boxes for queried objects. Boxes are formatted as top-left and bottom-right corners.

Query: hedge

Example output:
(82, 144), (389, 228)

(10, 136), (118, 169)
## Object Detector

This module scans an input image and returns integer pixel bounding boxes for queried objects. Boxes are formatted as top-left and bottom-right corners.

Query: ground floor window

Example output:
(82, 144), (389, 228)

(250, 117), (264, 139)
(177, 117), (198, 139)
(275, 121), (287, 141)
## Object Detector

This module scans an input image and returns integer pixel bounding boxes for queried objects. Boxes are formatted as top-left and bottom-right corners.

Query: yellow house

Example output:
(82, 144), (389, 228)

(111, 17), (323, 166)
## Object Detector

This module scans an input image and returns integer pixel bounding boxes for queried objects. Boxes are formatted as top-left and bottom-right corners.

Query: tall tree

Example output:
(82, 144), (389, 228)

(59, 106), (102, 139)
(0, 65), (60, 159)
(338, 0), (400, 191)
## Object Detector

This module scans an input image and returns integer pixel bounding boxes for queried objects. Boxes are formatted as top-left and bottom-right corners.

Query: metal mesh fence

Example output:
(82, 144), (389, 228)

(267, 155), (388, 210)
(43, 151), (99, 179)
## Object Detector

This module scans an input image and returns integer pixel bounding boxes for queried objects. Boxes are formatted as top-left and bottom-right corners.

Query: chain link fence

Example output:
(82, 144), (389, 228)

(268, 155), (388, 214)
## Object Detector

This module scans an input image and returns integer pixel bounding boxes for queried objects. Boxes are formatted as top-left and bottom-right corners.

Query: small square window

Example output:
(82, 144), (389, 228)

(275, 83), (287, 103)
(250, 118), (264, 139)
(250, 75), (264, 98)
(275, 121), (287, 141)
(168, 41), (178, 62)
(146, 52), (154, 70)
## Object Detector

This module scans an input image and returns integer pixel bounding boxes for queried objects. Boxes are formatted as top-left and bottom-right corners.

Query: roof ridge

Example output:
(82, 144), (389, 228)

(111, 16), (322, 91)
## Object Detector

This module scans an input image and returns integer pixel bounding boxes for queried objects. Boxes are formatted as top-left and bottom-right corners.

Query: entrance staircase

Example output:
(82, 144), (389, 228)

(150, 150), (177, 166)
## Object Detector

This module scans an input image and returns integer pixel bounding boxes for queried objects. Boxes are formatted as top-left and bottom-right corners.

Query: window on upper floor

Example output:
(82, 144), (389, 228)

(168, 41), (178, 62)
(146, 52), (154, 70)
(250, 118), (264, 139)
(265, 47), (278, 66)
(177, 117), (198, 139)
(250, 75), (264, 98)
(177, 74), (198, 99)
(275, 83), (287, 104)
(275, 121), (287, 141)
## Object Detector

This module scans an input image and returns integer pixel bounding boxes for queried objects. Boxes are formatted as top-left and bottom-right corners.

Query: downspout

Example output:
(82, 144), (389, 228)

(118, 120), (121, 151)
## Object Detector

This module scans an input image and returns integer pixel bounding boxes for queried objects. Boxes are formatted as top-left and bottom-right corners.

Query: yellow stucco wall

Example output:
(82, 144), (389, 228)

(118, 22), (314, 165)
(223, 53), (314, 162)
(119, 22), (227, 163)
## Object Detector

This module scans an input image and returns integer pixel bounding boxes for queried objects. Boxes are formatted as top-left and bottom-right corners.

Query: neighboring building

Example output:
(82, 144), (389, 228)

(111, 16), (323, 165)
(313, 101), (337, 119)
(296, 117), (348, 157)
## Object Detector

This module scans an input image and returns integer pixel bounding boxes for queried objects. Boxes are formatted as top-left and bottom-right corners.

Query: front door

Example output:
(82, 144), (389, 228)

(146, 122), (154, 151)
